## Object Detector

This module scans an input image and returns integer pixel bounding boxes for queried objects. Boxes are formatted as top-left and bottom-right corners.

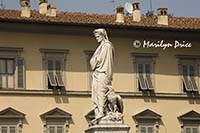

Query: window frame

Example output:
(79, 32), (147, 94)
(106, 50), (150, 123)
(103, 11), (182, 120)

(40, 108), (71, 133)
(40, 49), (68, 90)
(132, 53), (157, 92)
(0, 107), (25, 133)
(0, 47), (24, 89)
(46, 58), (65, 88)
(136, 61), (154, 91)
(0, 59), (15, 89)
(133, 109), (161, 133)
(178, 110), (200, 133)
(177, 57), (199, 93)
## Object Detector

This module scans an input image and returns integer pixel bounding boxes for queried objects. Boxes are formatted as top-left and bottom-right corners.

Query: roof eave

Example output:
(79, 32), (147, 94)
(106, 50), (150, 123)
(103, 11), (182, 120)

(0, 18), (200, 32)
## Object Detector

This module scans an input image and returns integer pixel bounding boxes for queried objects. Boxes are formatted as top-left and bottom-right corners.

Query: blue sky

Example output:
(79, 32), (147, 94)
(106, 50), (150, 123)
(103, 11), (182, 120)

(2, 0), (200, 18)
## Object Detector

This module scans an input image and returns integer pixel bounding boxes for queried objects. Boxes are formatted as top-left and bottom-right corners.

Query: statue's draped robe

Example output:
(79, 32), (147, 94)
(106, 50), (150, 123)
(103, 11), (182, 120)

(90, 41), (114, 118)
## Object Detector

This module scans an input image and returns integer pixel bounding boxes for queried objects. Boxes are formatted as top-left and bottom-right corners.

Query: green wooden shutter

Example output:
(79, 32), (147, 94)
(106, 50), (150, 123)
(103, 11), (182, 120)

(138, 64), (147, 90)
(145, 64), (154, 90)
(47, 60), (57, 86)
(55, 60), (64, 87)
(17, 58), (25, 89)
(182, 65), (192, 91)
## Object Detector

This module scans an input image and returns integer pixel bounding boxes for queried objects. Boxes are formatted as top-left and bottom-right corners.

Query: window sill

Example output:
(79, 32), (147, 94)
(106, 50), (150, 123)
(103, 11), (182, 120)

(0, 89), (199, 99)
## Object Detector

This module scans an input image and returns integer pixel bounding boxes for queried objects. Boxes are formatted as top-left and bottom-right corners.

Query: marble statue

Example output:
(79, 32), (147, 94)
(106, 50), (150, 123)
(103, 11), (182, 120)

(90, 28), (123, 125)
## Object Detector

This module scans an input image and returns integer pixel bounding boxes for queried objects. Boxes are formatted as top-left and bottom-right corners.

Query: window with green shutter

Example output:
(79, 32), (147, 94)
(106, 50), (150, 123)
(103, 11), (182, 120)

(132, 53), (158, 92)
(46, 58), (65, 89)
(182, 64), (198, 92)
(136, 58), (155, 91)
(40, 49), (68, 90)
(176, 56), (199, 93)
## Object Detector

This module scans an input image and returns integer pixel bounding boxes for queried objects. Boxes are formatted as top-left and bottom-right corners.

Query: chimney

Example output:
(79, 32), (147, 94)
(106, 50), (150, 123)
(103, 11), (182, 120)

(115, 6), (124, 23)
(20, 0), (31, 18)
(46, 4), (56, 17)
(39, 0), (48, 15)
(157, 8), (168, 25)
(132, 2), (141, 22)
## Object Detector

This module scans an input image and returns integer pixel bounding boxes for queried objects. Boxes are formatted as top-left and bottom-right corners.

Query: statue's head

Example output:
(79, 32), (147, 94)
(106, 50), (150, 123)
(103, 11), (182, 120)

(93, 28), (108, 43)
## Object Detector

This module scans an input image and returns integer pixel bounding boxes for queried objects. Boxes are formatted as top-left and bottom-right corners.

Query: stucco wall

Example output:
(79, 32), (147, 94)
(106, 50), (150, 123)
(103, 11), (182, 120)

(0, 29), (200, 133)
(0, 94), (199, 133)
(0, 31), (199, 93)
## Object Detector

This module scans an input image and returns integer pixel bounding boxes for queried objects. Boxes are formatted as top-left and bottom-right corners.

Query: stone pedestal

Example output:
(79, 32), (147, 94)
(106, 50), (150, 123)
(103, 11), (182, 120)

(85, 124), (130, 133)
(85, 112), (130, 133)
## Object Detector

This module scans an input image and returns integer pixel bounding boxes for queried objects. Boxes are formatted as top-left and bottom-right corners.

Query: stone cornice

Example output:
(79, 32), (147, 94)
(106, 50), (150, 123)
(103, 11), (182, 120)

(39, 48), (69, 54)
(0, 89), (199, 99)
(0, 47), (23, 52)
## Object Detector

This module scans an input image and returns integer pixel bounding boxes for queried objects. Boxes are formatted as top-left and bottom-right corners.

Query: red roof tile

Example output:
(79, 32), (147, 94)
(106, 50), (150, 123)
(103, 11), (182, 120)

(0, 9), (200, 30)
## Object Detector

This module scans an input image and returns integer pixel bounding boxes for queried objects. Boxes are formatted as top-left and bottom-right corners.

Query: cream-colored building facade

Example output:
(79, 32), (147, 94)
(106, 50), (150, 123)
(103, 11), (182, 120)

(0, 8), (200, 133)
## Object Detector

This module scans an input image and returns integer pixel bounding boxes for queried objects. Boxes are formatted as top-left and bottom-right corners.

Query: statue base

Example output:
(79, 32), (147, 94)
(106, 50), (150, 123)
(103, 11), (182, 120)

(85, 116), (130, 133)
(85, 124), (130, 133)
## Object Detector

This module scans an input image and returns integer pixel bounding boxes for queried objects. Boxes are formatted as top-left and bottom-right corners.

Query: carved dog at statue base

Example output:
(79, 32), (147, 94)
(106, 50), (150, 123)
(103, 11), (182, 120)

(106, 88), (123, 114)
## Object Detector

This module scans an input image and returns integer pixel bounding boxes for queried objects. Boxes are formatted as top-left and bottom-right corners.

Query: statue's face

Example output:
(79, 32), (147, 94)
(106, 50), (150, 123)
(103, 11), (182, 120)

(94, 33), (103, 43)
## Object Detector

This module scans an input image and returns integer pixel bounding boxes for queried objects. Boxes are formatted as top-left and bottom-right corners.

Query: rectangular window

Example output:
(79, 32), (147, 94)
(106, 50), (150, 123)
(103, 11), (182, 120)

(0, 59), (15, 89)
(47, 125), (64, 133)
(137, 62), (154, 91)
(40, 49), (68, 90)
(0, 48), (24, 89)
(181, 63), (198, 92)
(132, 53), (158, 92)
(0, 125), (16, 133)
(0, 58), (25, 89)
